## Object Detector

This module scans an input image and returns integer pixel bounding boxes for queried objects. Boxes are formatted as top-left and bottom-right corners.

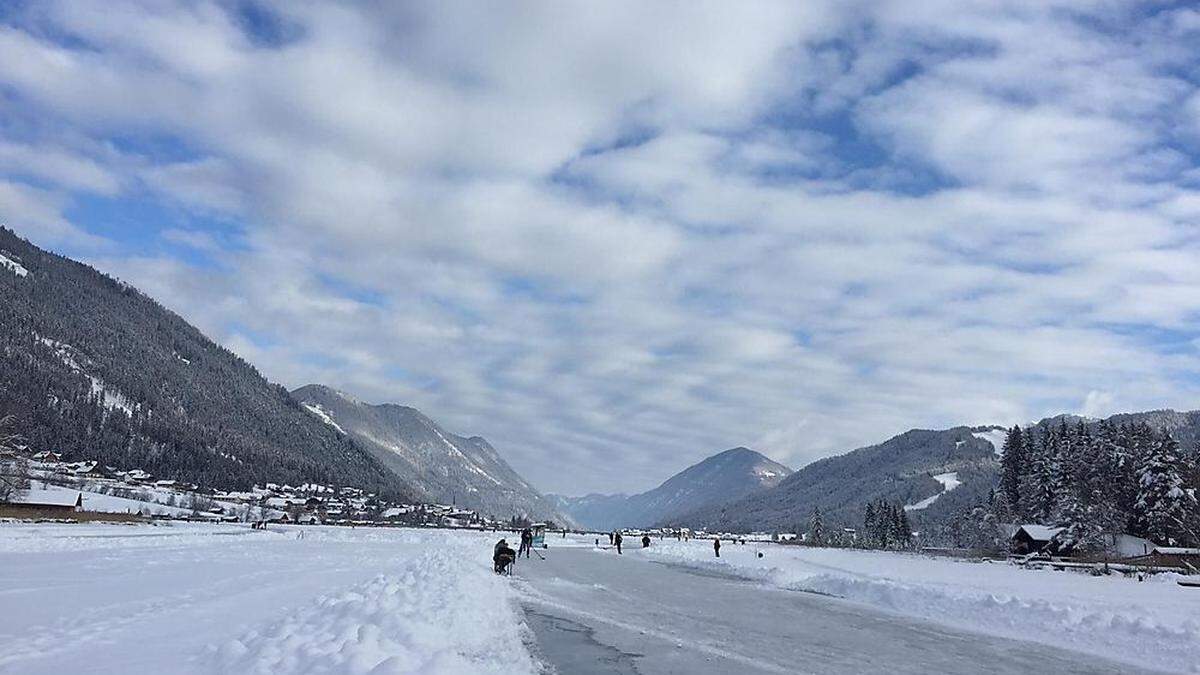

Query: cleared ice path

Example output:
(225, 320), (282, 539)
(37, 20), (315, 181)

(514, 547), (1168, 675)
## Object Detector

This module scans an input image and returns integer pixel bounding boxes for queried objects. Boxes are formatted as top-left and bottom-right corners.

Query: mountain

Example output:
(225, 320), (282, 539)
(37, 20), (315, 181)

(292, 384), (569, 523)
(676, 409), (1200, 534)
(551, 447), (792, 531)
(546, 493), (630, 530)
(0, 228), (412, 497)
(673, 427), (1004, 533)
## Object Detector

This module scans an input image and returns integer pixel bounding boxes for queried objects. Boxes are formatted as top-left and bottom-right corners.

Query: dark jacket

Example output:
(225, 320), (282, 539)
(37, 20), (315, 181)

(494, 543), (516, 562)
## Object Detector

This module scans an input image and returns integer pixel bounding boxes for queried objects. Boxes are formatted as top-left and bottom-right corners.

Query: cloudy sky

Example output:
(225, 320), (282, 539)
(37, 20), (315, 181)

(3, 1), (1200, 495)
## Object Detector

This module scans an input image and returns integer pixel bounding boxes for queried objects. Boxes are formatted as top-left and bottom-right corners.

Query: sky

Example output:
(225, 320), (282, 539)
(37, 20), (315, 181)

(3, 1), (1200, 496)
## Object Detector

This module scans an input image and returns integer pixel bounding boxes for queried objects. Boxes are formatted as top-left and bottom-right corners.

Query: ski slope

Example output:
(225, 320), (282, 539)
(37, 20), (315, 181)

(904, 471), (962, 511)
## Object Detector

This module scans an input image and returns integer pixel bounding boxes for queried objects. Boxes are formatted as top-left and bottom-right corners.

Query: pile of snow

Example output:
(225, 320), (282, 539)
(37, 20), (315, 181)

(904, 471), (961, 511)
(209, 553), (535, 674)
(0, 253), (28, 277)
(0, 524), (538, 674)
(639, 541), (1199, 673)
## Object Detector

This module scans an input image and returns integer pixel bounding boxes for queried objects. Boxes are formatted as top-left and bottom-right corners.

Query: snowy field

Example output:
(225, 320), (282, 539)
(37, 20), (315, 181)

(0, 523), (537, 674)
(639, 539), (1199, 673)
(4, 524), (1195, 674)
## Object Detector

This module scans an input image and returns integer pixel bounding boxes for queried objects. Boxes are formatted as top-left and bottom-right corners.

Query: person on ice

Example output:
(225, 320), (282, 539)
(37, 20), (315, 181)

(641, 534), (651, 548)
(614, 531), (623, 554)
(713, 535), (721, 558)
(494, 539), (516, 574)
(519, 527), (534, 559)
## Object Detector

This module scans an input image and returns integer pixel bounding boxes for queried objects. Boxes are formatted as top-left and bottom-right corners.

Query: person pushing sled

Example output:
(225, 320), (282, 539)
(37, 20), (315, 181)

(494, 538), (517, 575)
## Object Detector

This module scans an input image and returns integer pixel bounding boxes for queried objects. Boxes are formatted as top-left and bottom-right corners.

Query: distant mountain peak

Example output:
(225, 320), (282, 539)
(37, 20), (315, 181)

(553, 446), (793, 530)
(292, 384), (569, 523)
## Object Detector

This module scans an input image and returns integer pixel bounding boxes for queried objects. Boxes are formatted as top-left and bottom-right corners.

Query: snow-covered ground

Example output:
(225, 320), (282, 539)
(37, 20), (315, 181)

(0, 523), (537, 674)
(640, 539), (1198, 673)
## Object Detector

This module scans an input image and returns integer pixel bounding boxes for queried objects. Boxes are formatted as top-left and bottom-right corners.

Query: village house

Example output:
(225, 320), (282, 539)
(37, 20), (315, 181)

(1127, 547), (1200, 571)
(0, 489), (82, 518)
(1010, 525), (1069, 555)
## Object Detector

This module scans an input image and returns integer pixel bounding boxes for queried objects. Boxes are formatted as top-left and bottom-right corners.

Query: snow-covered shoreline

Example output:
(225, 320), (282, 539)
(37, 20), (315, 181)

(0, 523), (539, 674)
(638, 540), (1199, 673)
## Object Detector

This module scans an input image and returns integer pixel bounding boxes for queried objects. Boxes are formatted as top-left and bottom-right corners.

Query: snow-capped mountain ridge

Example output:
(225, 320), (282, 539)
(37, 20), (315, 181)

(676, 409), (1200, 533)
(551, 446), (793, 530)
(292, 384), (568, 523)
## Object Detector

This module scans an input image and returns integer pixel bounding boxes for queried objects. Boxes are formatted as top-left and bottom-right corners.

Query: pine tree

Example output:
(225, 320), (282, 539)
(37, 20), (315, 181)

(863, 502), (877, 549)
(999, 425), (1024, 509)
(1135, 432), (1197, 546)
(808, 507), (825, 546)
(1019, 428), (1055, 523)
(897, 507), (913, 549)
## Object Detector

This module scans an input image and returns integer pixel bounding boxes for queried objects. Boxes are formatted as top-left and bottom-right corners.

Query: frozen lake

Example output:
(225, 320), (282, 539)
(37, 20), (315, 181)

(0, 523), (1190, 674)
(514, 544), (1167, 674)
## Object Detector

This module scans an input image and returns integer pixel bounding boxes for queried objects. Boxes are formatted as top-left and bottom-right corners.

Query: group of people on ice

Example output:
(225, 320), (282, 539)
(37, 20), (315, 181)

(493, 526), (537, 574)
(493, 526), (752, 573)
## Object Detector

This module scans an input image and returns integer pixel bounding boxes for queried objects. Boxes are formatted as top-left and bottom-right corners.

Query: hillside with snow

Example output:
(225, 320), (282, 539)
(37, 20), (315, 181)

(0, 228), (413, 499)
(675, 427), (1002, 532)
(552, 447), (793, 530)
(292, 385), (568, 523)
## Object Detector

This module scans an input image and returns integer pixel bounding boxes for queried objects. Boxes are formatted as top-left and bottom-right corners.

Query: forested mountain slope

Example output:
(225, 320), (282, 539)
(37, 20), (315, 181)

(0, 228), (412, 497)
(293, 385), (570, 523)
(674, 427), (1003, 533)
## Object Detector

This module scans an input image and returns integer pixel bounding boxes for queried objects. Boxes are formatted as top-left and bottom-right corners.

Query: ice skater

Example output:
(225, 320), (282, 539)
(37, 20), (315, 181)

(713, 536), (721, 558)
(614, 531), (623, 554)
(519, 527), (533, 559)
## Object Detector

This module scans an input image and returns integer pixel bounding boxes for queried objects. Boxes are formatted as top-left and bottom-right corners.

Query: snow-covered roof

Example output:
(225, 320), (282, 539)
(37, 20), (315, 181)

(1152, 547), (1200, 556)
(1015, 525), (1064, 541)
(7, 489), (81, 508)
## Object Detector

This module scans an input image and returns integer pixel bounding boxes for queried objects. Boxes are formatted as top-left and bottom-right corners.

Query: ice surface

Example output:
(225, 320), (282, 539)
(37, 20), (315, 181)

(642, 538), (1199, 673)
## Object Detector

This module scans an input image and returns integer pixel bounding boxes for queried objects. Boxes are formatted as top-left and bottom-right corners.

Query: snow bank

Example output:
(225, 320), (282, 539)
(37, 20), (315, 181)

(639, 541), (1200, 673)
(207, 550), (535, 675)
(0, 524), (538, 674)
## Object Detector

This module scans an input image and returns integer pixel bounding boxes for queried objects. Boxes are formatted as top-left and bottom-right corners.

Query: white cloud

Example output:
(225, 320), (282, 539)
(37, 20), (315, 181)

(2, 1), (1200, 495)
